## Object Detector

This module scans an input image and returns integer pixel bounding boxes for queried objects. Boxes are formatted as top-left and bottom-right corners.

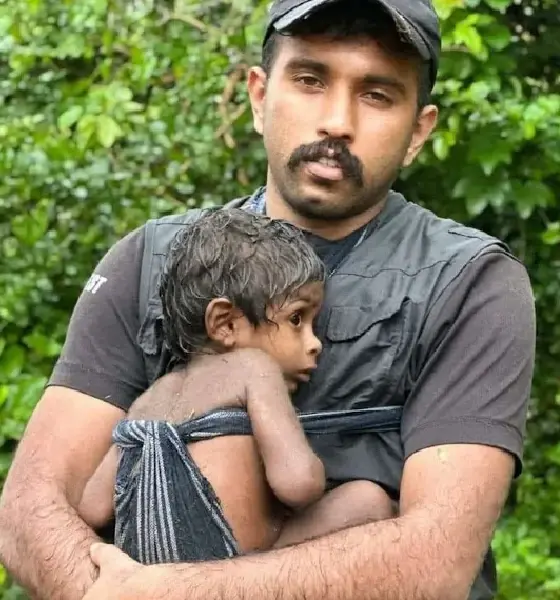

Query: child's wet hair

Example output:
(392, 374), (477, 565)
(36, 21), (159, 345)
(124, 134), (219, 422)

(160, 207), (326, 359)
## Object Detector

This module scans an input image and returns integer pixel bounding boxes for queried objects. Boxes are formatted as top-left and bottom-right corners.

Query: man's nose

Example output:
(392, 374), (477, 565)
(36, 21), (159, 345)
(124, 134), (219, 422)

(317, 92), (355, 143)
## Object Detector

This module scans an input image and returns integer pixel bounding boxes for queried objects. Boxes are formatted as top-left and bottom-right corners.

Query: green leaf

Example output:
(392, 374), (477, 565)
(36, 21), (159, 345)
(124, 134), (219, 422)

(484, 22), (511, 50)
(432, 135), (450, 160)
(541, 223), (560, 246)
(432, 0), (463, 19)
(96, 115), (123, 148)
(4, 376), (47, 427)
(452, 170), (510, 216)
(467, 81), (491, 103)
(468, 130), (512, 175)
(58, 105), (84, 131)
(0, 386), (8, 409)
(0, 346), (25, 380)
(23, 332), (62, 358)
(10, 203), (49, 245)
(453, 16), (486, 58)
(466, 195), (489, 217)
(0, 453), (13, 480)
(76, 114), (98, 149)
(523, 181), (555, 209)
(484, 0), (512, 12)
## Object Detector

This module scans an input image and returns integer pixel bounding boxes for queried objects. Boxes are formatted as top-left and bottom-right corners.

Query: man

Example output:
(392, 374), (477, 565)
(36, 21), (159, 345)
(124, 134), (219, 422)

(0, 0), (535, 599)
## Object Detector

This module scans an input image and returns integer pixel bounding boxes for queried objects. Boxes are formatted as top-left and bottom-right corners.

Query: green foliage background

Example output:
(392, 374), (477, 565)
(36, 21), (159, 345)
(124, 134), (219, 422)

(0, 0), (559, 596)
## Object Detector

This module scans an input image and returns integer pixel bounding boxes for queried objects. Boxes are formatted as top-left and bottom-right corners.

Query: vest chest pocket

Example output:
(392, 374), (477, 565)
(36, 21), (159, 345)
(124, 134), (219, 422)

(313, 301), (405, 409)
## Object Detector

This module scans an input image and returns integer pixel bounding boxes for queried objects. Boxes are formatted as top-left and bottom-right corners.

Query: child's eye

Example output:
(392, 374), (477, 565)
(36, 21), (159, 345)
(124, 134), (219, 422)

(289, 312), (302, 327)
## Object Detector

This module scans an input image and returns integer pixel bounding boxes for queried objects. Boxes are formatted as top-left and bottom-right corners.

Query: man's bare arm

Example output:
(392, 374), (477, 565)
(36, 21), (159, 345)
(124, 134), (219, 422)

(82, 442), (514, 600)
(179, 443), (513, 599)
(0, 386), (125, 600)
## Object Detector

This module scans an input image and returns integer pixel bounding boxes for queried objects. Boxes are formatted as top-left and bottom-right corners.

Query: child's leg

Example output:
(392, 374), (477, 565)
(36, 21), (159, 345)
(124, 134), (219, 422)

(78, 446), (119, 529)
(274, 480), (396, 549)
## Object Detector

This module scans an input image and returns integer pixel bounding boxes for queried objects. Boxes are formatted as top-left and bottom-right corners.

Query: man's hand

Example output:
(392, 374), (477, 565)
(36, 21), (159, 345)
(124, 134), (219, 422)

(83, 544), (148, 600)
(84, 544), (205, 600)
(0, 387), (124, 600)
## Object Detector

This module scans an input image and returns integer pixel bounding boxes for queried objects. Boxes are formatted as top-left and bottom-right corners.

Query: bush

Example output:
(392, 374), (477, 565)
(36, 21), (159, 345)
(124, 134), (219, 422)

(0, 0), (559, 596)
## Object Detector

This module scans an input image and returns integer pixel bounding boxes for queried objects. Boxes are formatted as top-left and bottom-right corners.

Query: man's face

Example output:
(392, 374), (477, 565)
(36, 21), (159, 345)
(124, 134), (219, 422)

(248, 33), (438, 221)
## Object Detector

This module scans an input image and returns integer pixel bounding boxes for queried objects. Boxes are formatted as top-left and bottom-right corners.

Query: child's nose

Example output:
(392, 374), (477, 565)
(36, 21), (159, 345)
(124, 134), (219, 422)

(308, 333), (323, 357)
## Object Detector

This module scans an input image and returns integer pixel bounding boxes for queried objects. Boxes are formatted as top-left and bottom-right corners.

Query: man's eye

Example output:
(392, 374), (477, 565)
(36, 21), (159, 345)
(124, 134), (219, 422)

(365, 91), (392, 104)
(290, 312), (302, 326)
(295, 75), (322, 88)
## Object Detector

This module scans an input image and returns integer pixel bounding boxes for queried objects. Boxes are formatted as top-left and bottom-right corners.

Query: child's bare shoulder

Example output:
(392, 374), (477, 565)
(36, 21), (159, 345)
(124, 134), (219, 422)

(195, 349), (284, 390)
(193, 349), (286, 404)
(128, 349), (283, 421)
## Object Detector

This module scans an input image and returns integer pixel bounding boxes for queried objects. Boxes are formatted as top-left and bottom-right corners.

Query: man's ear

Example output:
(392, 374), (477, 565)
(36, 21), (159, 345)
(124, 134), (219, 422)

(247, 66), (267, 136)
(402, 104), (439, 168)
(205, 298), (242, 349)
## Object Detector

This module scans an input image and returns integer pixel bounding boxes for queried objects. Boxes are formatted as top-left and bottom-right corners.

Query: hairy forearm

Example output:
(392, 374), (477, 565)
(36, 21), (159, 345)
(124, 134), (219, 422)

(155, 447), (511, 600)
(0, 483), (100, 600)
(162, 511), (480, 600)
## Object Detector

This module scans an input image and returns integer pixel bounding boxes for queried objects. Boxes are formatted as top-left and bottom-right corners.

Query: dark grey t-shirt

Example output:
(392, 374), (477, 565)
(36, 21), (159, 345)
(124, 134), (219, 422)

(48, 216), (535, 599)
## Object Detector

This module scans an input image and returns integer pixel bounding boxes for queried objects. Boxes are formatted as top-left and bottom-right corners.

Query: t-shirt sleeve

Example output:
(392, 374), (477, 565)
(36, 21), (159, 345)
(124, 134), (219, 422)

(401, 251), (536, 477)
(47, 226), (149, 410)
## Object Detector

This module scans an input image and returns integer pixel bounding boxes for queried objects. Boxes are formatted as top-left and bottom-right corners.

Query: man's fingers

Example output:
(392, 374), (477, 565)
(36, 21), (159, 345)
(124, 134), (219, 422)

(85, 544), (151, 600)
(90, 542), (112, 567)
(90, 543), (134, 570)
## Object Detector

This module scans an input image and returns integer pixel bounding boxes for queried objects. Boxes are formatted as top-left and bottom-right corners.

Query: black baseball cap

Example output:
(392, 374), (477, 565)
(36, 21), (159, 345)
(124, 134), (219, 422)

(264, 0), (441, 89)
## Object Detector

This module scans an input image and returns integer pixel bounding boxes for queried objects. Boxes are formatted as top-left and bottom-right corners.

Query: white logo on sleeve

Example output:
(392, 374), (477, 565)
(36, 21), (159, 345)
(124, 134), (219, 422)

(84, 273), (108, 294)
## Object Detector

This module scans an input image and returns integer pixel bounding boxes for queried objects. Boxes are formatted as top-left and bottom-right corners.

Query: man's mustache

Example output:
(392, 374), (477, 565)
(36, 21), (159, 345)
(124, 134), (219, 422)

(287, 139), (364, 185)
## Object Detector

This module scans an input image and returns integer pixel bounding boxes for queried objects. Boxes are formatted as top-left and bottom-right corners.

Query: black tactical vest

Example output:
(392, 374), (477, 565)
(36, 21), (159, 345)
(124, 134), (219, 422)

(135, 191), (514, 600)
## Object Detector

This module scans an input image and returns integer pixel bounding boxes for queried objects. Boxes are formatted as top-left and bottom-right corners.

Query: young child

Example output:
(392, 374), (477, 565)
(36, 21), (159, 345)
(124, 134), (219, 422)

(79, 208), (394, 562)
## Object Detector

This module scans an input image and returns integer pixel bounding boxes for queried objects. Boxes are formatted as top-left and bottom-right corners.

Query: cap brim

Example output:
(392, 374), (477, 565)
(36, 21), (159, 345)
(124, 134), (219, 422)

(271, 0), (431, 61)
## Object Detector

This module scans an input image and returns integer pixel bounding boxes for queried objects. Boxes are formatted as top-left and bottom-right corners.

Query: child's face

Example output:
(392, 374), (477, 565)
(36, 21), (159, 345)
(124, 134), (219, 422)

(239, 282), (324, 392)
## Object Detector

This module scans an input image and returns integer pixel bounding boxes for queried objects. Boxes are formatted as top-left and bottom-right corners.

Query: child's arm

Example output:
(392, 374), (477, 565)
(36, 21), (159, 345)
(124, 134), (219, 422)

(78, 446), (119, 529)
(241, 350), (326, 510)
(77, 376), (182, 531)
(77, 384), (156, 530)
